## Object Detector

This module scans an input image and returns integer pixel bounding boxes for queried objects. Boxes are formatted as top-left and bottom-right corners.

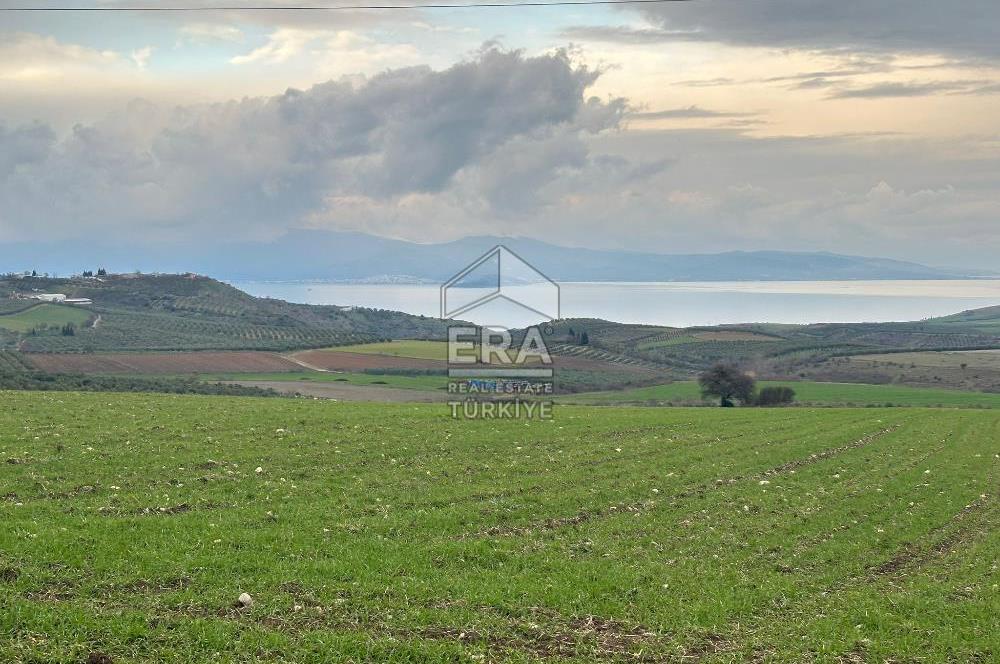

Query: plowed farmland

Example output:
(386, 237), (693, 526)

(292, 344), (658, 374)
(2, 392), (997, 662)
(290, 348), (445, 371)
(23, 351), (301, 374)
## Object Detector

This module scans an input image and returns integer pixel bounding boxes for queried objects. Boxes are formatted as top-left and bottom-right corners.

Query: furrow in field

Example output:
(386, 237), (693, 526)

(695, 415), (998, 661)
(463, 417), (905, 540)
(416, 414), (844, 517)
(870, 482), (996, 579)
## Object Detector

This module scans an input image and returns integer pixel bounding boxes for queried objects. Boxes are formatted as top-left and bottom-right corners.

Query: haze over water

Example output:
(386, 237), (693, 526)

(233, 280), (1000, 328)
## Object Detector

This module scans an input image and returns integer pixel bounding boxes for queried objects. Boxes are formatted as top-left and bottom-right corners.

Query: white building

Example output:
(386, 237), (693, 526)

(34, 293), (67, 303)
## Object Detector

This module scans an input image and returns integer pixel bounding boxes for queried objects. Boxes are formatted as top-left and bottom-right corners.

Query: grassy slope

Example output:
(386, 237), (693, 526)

(199, 371), (449, 390)
(328, 340), (450, 360)
(560, 380), (1000, 407)
(0, 304), (92, 333)
(2, 393), (998, 662)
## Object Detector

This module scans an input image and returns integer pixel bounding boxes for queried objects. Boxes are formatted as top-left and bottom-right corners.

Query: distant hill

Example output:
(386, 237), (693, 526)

(0, 273), (452, 353)
(0, 231), (973, 282)
(4, 271), (1000, 394)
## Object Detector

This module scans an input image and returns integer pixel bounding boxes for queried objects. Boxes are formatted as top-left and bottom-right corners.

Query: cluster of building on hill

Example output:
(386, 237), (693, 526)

(10, 292), (92, 305)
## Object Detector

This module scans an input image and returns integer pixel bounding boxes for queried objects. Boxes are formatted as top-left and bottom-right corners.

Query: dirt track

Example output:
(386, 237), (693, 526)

(223, 380), (449, 402)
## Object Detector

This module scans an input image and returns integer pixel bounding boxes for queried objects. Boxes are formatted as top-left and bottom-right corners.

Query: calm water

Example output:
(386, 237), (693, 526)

(231, 280), (1000, 327)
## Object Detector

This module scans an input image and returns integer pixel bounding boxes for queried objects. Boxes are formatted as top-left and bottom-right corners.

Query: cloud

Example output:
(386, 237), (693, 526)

(0, 47), (623, 242)
(0, 32), (121, 82)
(229, 28), (423, 77)
(0, 122), (54, 179)
(179, 23), (245, 43)
(630, 1), (1000, 60)
(829, 80), (991, 98)
(630, 105), (752, 120)
(561, 25), (700, 45)
(130, 47), (153, 70)
(230, 28), (323, 64)
(966, 82), (1000, 95)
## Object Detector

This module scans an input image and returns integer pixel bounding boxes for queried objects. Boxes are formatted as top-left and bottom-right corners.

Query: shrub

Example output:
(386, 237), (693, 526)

(755, 386), (795, 406)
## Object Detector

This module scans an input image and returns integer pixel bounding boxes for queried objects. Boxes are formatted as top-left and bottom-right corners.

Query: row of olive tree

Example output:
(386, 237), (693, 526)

(698, 363), (795, 407)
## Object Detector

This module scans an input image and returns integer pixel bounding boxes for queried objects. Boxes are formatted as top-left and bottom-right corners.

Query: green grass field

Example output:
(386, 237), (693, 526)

(0, 304), (92, 333)
(560, 380), (1000, 408)
(199, 371), (449, 390)
(329, 340), (449, 360)
(1, 391), (997, 662)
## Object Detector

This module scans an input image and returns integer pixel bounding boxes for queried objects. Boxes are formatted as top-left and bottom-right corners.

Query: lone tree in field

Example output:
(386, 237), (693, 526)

(699, 363), (756, 407)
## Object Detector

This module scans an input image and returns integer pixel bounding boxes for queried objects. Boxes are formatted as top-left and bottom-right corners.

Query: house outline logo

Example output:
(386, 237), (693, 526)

(439, 244), (560, 321)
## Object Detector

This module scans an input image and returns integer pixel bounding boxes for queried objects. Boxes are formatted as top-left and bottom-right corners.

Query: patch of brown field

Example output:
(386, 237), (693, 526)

(23, 351), (301, 374)
(291, 349), (444, 371)
(293, 348), (655, 376)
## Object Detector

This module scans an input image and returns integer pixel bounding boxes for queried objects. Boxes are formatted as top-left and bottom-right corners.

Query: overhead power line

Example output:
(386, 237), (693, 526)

(2, 0), (691, 10)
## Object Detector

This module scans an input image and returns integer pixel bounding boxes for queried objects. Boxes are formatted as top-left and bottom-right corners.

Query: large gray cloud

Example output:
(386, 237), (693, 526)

(619, 1), (1000, 60)
(0, 47), (624, 242)
(0, 122), (54, 179)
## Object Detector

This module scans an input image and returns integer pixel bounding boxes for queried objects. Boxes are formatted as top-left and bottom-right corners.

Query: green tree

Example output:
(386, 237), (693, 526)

(698, 363), (756, 407)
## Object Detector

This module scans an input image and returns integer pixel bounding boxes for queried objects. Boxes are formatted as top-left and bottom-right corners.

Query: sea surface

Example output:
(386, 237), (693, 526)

(231, 280), (1000, 328)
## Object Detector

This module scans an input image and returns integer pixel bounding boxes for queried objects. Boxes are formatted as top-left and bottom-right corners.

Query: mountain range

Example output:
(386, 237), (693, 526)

(2, 231), (982, 283)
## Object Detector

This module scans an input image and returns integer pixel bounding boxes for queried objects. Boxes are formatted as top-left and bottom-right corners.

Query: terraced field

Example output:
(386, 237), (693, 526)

(1, 392), (997, 662)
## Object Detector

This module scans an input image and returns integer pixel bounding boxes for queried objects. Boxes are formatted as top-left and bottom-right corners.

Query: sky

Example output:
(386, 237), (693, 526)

(1, 0), (999, 269)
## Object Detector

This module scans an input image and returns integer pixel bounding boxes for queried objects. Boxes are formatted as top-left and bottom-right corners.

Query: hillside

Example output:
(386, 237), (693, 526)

(0, 273), (452, 353)
(5, 272), (1000, 393)
(549, 307), (1000, 388)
